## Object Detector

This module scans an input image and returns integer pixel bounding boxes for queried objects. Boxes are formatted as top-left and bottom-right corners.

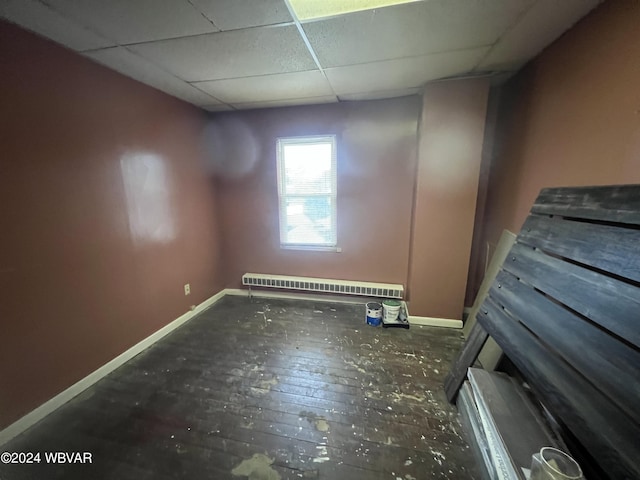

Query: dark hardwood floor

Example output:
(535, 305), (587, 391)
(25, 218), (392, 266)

(1, 296), (479, 479)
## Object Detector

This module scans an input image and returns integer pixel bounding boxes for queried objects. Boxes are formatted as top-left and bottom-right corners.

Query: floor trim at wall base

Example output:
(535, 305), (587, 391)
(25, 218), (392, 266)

(409, 316), (463, 329)
(228, 290), (462, 329)
(0, 289), (227, 447)
(224, 288), (372, 305)
(1, 288), (424, 445)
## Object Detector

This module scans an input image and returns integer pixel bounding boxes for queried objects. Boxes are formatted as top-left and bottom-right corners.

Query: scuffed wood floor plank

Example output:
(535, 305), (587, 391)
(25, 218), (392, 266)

(1, 296), (479, 479)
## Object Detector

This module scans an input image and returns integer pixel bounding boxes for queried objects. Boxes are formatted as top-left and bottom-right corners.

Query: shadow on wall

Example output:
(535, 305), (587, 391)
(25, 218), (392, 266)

(340, 109), (419, 180)
(200, 102), (419, 182)
(482, 64), (539, 250)
(202, 98), (422, 290)
(201, 117), (260, 179)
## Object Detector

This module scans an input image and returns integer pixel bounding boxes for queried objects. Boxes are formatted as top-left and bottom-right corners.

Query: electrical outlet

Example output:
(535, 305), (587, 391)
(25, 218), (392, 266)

(184, 283), (191, 295)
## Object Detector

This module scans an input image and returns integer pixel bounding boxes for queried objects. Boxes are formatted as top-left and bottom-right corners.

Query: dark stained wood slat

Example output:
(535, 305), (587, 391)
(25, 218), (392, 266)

(489, 269), (640, 424)
(71, 384), (465, 478)
(81, 386), (458, 457)
(0, 296), (477, 480)
(126, 351), (366, 391)
(91, 374), (450, 434)
(519, 214), (640, 282)
(126, 337), (450, 405)
(477, 297), (640, 480)
(504, 242), (640, 348)
(451, 185), (640, 480)
(104, 370), (448, 429)
(443, 322), (488, 403)
(174, 318), (462, 358)
(532, 185), (640, 225)
(99, 351), (447, 415)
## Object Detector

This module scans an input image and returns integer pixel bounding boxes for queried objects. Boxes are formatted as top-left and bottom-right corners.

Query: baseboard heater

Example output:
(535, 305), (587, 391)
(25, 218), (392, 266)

(242, 273), (404, 299)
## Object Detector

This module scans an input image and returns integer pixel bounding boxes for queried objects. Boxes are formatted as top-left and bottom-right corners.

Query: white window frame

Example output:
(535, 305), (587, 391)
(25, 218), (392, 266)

(276, 135), (338, 251)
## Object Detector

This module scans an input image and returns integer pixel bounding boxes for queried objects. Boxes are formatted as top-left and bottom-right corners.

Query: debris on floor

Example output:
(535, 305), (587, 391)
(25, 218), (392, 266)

(231, 453), (281, 480)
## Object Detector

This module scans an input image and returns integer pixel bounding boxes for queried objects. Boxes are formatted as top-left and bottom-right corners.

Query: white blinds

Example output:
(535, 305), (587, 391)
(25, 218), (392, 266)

(277, 136), (337, 247)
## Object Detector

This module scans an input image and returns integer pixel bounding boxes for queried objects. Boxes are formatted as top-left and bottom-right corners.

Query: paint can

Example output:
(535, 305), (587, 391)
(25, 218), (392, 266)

(365, 302), (382, 326)
(382, 299), (402, 323)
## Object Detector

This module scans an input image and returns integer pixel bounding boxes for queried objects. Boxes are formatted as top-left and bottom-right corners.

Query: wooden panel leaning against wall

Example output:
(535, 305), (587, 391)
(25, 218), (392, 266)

(449, 184), (640, 480)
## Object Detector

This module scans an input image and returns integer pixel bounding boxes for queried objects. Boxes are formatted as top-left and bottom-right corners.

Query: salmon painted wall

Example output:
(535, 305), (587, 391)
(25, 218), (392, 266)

(0, 22), (223, 429)
(212, 98), (421, 289)
(480, 0), (640, 255)
(409, 79), (490, 319)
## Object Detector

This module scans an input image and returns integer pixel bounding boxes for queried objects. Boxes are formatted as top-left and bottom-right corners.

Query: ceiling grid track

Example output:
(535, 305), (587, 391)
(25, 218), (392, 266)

(1, 0), (602, 110)
(282, 0), (339, 101)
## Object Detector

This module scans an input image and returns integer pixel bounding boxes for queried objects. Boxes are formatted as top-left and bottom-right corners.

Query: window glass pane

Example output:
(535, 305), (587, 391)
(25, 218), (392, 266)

(283, 143), (333, 195)
(278, 136), (336, 247)
(283, 196), (334, 245)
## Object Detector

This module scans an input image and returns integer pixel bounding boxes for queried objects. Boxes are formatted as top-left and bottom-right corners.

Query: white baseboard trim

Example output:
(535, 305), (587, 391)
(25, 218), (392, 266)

(409, 315), (463, 329)
(224, 288), (372, 305)
(0, 289), (227, 447)
(3, 288), (450, 445)
(228, 290), (463, 329)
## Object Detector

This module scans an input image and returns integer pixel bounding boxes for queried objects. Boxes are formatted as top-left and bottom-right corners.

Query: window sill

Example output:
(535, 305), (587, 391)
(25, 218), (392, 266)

(280, 245), (342, 253)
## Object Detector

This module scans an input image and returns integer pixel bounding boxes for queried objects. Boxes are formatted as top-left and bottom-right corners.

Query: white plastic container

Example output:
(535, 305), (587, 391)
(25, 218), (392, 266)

(365, 302), (382, 326)
(382, 299), (401, 323)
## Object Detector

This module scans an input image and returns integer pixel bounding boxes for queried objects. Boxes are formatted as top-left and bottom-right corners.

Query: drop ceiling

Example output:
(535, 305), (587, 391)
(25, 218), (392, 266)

(1, 0), (600, 111)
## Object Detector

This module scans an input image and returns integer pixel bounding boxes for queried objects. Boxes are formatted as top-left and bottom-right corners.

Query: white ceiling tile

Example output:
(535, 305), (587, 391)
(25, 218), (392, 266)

(477, 0), (601, 71)
(44, 0), (217, 44)
(338, 88), (421, 102)
(130, 25), (316, 82)
(303, 0), (535, 67)
(159, 82), (223, 106)
(3, 0), (598, 108)
(193, 70), (333, 103)
(0, 0), (114, 50)
(84, 47), (222, 105)
(201, 104), (234, 112)
(325, 47), (488, 95)
(232, 95), (338, 110)
(190, 0), (292, 31)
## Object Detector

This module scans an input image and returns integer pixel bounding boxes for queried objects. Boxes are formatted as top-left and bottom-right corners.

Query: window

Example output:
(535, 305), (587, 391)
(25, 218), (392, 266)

(276, 136), (337, 249)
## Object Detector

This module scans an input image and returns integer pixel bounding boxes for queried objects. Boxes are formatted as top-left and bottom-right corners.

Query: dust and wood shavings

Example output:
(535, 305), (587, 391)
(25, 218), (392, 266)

(12, 295), (479, 479)
(256, 377), (278, 390)
(314, 419), (329, 432)
(298, 411), (330, 432)
(250, 387), (268, 397)
(429, 448), (446, 466)
(231, 453), (281, 480)
(315, 445), (328, 456)
(343, 360), (366, 374)
(390, 392), (426, 403)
